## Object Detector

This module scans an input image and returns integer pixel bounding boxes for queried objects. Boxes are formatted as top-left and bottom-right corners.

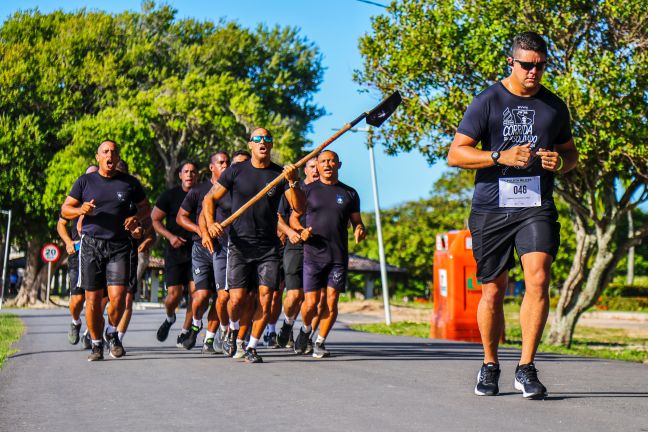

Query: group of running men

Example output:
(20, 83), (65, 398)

(59, 126), (365, 365)
(58, 30), (577, 398)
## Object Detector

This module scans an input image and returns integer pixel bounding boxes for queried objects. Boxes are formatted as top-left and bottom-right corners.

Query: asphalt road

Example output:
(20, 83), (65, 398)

(1, 308), (647, 432)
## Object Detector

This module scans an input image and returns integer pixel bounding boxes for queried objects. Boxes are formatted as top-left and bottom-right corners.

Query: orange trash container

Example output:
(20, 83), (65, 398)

(430, 229), (482, 342)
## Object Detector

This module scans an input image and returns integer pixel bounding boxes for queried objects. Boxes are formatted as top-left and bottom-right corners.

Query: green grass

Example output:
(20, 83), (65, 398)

(350, 319), (648, 363)
(0, 314), (23, 368)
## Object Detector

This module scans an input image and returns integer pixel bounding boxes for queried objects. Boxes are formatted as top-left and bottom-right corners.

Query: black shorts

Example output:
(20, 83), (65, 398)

(303, 261), (347, 293)
(227, 242), (280, 291)
(67, 252), (83, 296)
(78, 236), (132, 291)
(283, 245), (304, 290)
(191, 243), (226, 291)
(468, 204), (561, 284)
(128, 240), (138, 294)
(164, 246), (193, 288)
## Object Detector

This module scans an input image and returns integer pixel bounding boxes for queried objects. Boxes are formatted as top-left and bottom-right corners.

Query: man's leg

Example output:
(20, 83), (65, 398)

(315, 287), (339, 339)
(105, 285), (127, 358)
(311, 288), (327, 334)
(68, 294), (85, 344)
(519, 252), (552, 364)
(266, 284), (283, 346)
(116, 291), (134, 342)
(477, 271), (507, 364)
(85, 289), (104, 342)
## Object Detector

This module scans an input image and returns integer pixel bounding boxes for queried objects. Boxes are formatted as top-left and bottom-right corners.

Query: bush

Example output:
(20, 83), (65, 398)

(595, 296), (648, 311)
(603, 284), (648, 298)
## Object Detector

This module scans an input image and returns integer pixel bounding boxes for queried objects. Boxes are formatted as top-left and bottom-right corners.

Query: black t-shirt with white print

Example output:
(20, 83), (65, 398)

(180, 181), (232, 246)
(303, 180), (360, 264)
(457, 83), (572, 212)
(217, 159), (288, 250)
(68, 171), (146, 240)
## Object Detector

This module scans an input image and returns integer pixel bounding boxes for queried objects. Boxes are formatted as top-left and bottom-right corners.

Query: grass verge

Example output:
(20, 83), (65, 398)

(0, 314), (23, 368)
(349, 321), (648, 363)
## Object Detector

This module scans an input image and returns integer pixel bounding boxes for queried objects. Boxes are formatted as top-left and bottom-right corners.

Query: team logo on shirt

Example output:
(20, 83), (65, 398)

(266, 184), (277, 197)
(502, 106), (539, 173)
(336, 194), (344, 205)
(116, 191), (127, 201)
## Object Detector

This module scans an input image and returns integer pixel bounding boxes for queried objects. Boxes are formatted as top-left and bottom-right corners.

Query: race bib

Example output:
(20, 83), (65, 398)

(498, 176), (541, 208)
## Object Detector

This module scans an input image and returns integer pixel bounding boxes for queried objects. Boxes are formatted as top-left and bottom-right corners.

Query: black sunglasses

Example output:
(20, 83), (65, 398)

(250, 135), (273, 144)
(513, 59), (547, 71)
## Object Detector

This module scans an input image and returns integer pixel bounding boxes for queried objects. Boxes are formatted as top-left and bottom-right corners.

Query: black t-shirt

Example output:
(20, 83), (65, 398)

(457, 83), (572, 212)
(69, 171), (146, 240)
(278, 181), (306, 250)
(180, 181), (232, 245)
(217, 160), (288, 249)
(155, 185), (193, 244)
(303, 180), (360, 264)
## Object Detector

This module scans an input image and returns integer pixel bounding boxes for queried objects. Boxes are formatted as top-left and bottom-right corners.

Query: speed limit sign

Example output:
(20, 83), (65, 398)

(41, 244), (61, 263)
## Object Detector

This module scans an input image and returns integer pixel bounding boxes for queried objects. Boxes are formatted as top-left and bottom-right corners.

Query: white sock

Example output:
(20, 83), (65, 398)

(285, 317), (294, 325)
(268, 323), (276, 333)
(72, 318), (82, 325)
(192, 318), (202, 328)
(236, 338), (244, 345)
(302, 325), (312, 333)
(247, 336), (259, 350)
(316, 335), (325, 344)
(83, 329), (88, 336)
(229, 320), (240, 330)
(205, 331), (216, 340)
(91, 339), (102, 346)
(219, 324), (228, 333)
(118, 332), (125, 342)
(166, 315), (176, 324)
(106, 325), (116, 335)
(181, 328), (190, 335)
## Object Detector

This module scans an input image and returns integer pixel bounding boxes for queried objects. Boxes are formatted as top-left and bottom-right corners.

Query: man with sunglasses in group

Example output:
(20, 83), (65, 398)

(448, 32), (578, 399)
(203, 128), (304, 363)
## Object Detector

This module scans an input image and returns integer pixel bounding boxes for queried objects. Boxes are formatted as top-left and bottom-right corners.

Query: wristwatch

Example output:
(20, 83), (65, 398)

(491, 151), (501, 165)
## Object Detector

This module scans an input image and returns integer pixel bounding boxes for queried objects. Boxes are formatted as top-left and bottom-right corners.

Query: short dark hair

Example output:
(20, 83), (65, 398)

(318, 149), (339, 162)
(178, 160), (197, 173)
(97, 139), (119, 154)
(232, 150), (251, 160)
(511, 32), (547, 57)
(249, 127), (271, 140)
(209, 151), (230, 165)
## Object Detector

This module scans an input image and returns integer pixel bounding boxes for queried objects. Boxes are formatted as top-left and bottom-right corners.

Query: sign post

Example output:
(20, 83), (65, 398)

(41, 244), (60, 305)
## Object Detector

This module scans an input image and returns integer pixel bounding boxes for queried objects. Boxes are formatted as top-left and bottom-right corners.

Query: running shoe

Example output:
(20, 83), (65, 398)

(68, 322), (81, 345)
(233, 340), (246, 359)
(182, 323), (202, 350)
(157, 314), (176, 342)
(474, 363), (500, 396)
(88, 343), (104, 361)
(514, 363), (547, 399)
(305, 336), (314, 355)
(223, 329), (238, 357)
(202, 338), (216, 355)
(81, 330), (92, 350)
(107, 332), (125, 358)
(286, 330), (295, 349)
(213, 329), (224, 354)
(244, 348), (263, 363)
(268, 332), (278, 348)
(294, 328), (311, 354)
(176, 332), (188, 348)
(312, 342), (330, 359)
(276, 322), (293, 348)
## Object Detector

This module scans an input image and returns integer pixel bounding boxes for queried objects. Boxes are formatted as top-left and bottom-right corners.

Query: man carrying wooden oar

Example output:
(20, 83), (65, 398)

(203, 127), (304, 363)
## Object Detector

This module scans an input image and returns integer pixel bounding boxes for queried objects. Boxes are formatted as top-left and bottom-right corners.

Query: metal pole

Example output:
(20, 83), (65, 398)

(46, 261), (52, 305)
(367, 129), (392, 325)
(0, 209), (12, 310)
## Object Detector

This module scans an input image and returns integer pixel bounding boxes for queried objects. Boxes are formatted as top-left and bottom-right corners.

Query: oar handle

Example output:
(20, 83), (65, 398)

(220, 118), (363, 229)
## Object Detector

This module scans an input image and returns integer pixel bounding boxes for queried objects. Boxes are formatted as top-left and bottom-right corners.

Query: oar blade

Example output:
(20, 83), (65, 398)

(365, 90), (402, 127)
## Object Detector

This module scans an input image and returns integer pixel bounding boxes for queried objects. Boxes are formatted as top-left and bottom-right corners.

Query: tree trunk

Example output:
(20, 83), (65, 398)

(14, 239), (44, 306)
(627, 211), (634, 285)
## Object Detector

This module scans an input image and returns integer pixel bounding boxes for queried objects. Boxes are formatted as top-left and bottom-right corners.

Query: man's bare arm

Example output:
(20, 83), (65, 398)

(56, 218), (75, 254)
(61, 196), (95, 220)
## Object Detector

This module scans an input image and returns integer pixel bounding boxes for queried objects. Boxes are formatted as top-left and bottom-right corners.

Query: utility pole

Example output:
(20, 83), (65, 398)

(0, 209), (12, 310)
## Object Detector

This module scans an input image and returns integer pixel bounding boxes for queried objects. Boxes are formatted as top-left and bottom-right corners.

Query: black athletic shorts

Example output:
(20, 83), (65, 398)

(303, 260), (347, 293)
(78, 236), (132, 291)
(128, 240), (138, 294)
(226, 242), (280, 291)
(164, 246), (193, 288)
(468, 203), (561, 284)
(191, 242), (226, 291)
(283, 245), (304, 290)
(67, 252), (83, 296)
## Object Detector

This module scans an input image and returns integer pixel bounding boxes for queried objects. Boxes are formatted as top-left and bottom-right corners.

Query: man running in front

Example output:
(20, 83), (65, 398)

(61, 140), (150, 361)
(291, 150), (366, 358)
(203, 128), (303, 363)
(447, 31), (578, 398)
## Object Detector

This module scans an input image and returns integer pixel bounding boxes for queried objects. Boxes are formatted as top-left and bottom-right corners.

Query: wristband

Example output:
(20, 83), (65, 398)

(288, 180), (299, 189)
(556, 155), (564, 172)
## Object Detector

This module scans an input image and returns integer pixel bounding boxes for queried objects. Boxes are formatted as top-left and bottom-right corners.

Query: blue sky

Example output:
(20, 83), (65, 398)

(0, 0), (448, 212)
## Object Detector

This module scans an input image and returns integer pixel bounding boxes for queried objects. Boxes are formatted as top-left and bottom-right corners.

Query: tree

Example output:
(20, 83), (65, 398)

(355, 0), (647, 345)
(0, 4), (323, 305)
